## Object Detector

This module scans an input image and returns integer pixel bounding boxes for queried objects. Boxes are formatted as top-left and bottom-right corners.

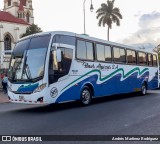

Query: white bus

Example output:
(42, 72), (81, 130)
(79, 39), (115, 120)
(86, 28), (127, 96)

(8, 31), (159, 105)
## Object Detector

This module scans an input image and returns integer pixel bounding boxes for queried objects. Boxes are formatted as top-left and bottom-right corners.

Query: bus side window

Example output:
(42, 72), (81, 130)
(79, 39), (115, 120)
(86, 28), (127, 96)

(59, 48), (73, 75)
(49, 47), (73, 84)
(113, 47), (126, 63)
(138, 52), (147, 66)
(96, 44), (111, 62)
(127, 50), (136, 64)
(76, 40), (94, 61)
(153, 54), (157, 66)
(148, 54), (153, 66)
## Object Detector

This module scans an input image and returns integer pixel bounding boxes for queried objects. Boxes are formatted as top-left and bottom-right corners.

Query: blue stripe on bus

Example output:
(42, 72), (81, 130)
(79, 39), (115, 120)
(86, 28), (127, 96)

(55, 71), (157, 103)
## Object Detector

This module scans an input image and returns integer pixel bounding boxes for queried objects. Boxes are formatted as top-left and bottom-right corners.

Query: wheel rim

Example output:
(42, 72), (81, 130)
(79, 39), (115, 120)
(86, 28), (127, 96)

(81, 89), (91, 105)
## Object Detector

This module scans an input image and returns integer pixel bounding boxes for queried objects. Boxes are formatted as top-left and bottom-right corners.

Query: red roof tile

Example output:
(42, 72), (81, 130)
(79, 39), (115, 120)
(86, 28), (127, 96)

(0, 11), (29, 25)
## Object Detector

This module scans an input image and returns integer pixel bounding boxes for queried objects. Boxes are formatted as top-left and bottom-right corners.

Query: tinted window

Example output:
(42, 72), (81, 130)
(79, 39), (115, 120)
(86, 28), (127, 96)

(86, 42), (94, 60)
(127, 50), (136, 64)
(9, 35), (51, 82)
(96, 44), (105, 61)
(13, 39), (30, 57)
(96, 44), (111, 62)
(59, 48), (73, 75)
(113, 47), (126, 63)
(153, 54), (157, 66)
(105, 46), (112, 61)
(29, 35), (51, 49)
(77, 40), (86, 59)
(49, 48), (73, 84)
(138, 52), (147, 65)
(77, 40), (94, 60)
(52, 35), (76, 46)
(148, 54), (153, 66)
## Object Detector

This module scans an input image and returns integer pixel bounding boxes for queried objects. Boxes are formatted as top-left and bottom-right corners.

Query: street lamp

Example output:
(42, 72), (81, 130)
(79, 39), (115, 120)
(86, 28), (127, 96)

(83, 0), (94, 34)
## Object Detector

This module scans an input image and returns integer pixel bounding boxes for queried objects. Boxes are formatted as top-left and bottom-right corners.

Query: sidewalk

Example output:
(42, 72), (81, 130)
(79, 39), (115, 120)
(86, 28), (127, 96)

(0, 92), (9, 103)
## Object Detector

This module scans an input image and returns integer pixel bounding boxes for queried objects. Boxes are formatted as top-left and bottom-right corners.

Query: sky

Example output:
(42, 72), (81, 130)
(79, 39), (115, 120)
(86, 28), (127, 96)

(1, 0), (160, 49)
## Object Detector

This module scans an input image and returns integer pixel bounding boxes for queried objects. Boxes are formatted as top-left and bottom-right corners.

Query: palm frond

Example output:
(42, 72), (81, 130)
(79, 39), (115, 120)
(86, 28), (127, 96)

(111, 15), (120, 26)
(98, 16), (104, 27)
(96, 12), (105, 19)
(112, 11), (123, 19)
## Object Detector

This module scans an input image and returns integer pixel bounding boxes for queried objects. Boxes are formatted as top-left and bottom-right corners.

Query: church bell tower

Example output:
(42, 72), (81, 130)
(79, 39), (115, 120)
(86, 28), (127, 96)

(3, 0), (34, 24)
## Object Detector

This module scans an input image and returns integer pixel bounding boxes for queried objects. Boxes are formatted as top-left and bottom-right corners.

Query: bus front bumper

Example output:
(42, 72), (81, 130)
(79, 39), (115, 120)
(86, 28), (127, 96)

(8, 90), (49, 104)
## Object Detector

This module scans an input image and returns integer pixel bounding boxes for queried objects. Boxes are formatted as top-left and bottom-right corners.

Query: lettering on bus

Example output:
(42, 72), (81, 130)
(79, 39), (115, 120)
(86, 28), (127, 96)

(82, 62), (119, 71)
(96, 64), (118, 70)
(83, 62), (95, 68)
(96, 64), (111, 70)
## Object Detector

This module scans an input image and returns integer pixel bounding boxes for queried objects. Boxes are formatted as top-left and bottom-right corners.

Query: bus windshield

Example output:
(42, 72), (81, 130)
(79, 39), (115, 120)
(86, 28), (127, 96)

(9, 35), (51, 82)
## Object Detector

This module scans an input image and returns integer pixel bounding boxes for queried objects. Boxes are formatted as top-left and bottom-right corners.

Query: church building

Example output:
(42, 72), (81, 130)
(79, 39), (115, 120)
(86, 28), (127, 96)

(0, 0), (34, 69)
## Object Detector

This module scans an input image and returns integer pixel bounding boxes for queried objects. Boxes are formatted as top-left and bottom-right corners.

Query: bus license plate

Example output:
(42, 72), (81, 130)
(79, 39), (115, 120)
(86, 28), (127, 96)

(19, 96), (24, 101)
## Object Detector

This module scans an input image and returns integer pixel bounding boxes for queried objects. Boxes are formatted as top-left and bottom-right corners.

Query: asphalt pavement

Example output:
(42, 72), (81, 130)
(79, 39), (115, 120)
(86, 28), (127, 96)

(0, 90), (160, 144)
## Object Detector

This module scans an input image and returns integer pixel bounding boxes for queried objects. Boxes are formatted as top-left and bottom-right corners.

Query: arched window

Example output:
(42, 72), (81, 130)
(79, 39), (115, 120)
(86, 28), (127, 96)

(4, 34), (12, 51)
(20, 13), (22, 18)
(23, 13), (25, 18)
(26, 12), (30, 23)
(8, 0), (11, 6)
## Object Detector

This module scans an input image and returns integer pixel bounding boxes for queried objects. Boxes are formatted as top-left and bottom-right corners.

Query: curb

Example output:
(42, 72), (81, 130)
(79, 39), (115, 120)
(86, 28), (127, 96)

(0, 93), (10, 104)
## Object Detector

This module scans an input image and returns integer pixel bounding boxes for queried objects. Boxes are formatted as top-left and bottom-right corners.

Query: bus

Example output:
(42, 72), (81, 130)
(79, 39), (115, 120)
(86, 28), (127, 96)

(7, 31), (159, 105)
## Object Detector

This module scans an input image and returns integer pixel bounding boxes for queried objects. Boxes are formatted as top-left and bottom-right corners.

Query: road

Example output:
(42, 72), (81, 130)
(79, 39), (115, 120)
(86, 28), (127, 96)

(0, 90), (160, 143)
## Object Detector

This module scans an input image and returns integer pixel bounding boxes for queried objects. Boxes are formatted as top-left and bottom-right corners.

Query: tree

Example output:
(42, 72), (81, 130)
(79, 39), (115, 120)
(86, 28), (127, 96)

(21, 24), (42, 38)
(96, 0), (122, 41)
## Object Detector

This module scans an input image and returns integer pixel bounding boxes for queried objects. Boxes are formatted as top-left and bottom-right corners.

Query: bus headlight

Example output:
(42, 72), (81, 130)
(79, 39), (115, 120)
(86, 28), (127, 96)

(33, 83), (47, 93)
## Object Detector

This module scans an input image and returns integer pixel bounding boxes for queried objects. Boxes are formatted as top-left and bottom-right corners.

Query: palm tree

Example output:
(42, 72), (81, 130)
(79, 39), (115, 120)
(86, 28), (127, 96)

(96, 0), (122, 41)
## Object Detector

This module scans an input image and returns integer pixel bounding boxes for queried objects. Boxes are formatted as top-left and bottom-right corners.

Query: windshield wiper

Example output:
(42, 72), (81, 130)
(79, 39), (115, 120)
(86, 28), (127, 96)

(24, 64), (32, 80)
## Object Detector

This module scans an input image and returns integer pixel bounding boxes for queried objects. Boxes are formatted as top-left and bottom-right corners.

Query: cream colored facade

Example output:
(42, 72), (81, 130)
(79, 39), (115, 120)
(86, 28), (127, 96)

(0, 22), (29, 68)
(0, 0), (34, 69)
(4, 0), (34, 24)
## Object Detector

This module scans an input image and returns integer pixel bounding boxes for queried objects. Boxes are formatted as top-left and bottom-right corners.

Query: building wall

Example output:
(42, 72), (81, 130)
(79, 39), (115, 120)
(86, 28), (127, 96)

(0, 0), (34, 69)
(4, 6), (19, 17)
(0, 21), (28, 69)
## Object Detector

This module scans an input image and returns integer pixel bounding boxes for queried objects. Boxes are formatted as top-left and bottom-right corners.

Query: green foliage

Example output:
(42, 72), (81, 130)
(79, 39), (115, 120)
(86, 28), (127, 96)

(96, 0), (122, 40)
(21, 24), (42, 38)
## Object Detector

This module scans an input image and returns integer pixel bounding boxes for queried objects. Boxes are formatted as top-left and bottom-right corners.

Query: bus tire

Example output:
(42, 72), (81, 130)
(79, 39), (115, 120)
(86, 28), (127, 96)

(140, 83), (147, 96)
(80, 86), (92, 106)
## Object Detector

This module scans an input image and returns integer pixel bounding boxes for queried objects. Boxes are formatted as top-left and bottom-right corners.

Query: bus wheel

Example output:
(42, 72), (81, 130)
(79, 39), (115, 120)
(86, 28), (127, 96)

(80, 86), (92, 106)
(141, 83), (147, 96)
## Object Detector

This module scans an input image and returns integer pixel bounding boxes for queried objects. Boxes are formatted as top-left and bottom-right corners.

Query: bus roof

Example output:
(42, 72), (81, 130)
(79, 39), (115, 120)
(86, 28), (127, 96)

(20, 31), (157, 54)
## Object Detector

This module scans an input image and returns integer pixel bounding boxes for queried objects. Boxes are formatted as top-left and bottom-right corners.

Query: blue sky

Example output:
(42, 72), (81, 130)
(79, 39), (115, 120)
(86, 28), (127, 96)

(1, 0), (160, 49)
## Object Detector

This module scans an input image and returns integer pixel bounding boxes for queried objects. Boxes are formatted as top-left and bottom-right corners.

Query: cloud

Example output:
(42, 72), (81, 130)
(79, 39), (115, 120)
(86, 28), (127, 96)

(139, 11), (160, 29)
(121, 11), (160, 49)
(134, 11), (142, 17)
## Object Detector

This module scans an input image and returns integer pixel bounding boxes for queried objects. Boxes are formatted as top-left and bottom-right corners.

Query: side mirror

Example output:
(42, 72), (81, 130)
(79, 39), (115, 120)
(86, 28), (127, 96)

(56, 49), (62, 62)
